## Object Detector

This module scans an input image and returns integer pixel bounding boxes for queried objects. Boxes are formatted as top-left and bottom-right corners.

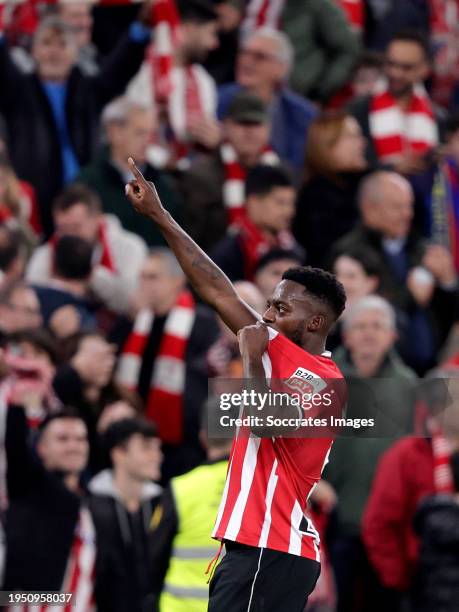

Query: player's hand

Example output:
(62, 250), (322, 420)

(237, 322), (269, 359)
(125, 157), (164, 220)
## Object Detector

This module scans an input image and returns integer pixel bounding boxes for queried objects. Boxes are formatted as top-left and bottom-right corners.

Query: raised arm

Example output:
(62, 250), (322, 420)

(125, 158), (259, 334)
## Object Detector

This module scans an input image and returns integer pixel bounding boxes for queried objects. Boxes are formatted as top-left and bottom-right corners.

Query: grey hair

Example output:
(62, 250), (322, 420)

(243, 26), (294, 75)
(342, 295), (396, 331)
(34, 15), (76, 46)
(148, 247), (185, 279)
(101, 96), (154, 129)
(357, 170), (412, 209)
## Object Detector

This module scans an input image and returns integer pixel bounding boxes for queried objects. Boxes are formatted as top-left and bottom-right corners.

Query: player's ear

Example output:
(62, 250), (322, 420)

(307, 314), (325, 332)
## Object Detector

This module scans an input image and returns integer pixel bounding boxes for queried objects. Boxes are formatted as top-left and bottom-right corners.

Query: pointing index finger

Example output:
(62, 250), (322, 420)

(128, 157), (147, 184)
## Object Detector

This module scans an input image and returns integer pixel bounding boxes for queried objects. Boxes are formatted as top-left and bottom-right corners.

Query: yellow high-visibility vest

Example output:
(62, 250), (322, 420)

(160, 460), (228, 612)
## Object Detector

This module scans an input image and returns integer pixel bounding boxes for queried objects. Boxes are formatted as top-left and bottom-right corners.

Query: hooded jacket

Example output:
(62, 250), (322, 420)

(88, 469), (173, 612)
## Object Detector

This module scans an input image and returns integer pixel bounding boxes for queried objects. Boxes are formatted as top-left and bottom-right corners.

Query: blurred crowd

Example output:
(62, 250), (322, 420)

(0, 0), (459, 610)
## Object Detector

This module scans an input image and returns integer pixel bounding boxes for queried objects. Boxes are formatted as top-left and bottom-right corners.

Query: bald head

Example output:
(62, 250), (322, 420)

(358, 171), (414, 239)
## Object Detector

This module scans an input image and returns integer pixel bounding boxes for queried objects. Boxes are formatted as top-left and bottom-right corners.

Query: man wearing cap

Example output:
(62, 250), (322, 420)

(181, 91), (281, 252)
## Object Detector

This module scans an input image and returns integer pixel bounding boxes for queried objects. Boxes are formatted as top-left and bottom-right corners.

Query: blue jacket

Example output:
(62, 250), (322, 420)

(218, 83), (317, 174)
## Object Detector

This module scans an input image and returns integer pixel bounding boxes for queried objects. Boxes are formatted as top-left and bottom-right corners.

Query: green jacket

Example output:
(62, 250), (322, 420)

(324, 348), (417, 536)
(282, 0), (360, 102)
(78, 150), (183, 246)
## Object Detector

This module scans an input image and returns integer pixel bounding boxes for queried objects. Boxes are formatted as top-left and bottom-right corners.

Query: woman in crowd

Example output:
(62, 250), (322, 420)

(294, 111), (368, 267)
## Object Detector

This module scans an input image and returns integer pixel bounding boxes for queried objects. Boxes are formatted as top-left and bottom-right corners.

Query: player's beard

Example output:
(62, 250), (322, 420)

(288, 320), (306, 347)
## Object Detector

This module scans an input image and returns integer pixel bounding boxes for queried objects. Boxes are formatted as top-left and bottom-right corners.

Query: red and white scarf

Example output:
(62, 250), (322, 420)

(149, 0), (180, 104)
(8, 507), (96, 612)
(429, 420), (455, 493)
(369, 79), (438, 163)
(233, 213), (297, 281)
(241, 0), (285, 36)
(334, 0), (364, 32)
(117, 291), (196, 444)
(221, 142), (279, 225)
(50, 220), (116, 274)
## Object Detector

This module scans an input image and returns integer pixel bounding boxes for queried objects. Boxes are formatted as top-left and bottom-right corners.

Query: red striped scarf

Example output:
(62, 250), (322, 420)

(221, 142), (279, 225)
(50, 220), (116, 273)
(117, 290), (196, 444)
(369, 80), (438, 163)
(233, 213), (296, 281)
(149, 0), (180, 105)
(7, 507), (96, 612)
(430, 422), (454, 493)
(242, 0), (284, 36)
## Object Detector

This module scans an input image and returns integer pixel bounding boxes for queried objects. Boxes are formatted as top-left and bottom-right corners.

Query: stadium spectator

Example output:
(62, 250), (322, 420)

(204, 0), (243, 85)
(211, 165), (301, 281)
(332, 171), (458, 373)
(0, 12), (152, 235)
(282, 0), (359, 103)
(3, 407), (95, 608)
(349, 30), (438, 177)
(218, 27), (317, 173)
(0, 281), (42, 344)
(0, 153), (41, 240)
(52, 331), (118, 473)
(326, 296), (416, 611)
(363, 368), (459, 611)
(327, 246), (382, 350)
(78, 97), (183, 247)
(11, 0), (99, 77)
(116, 248), (220, 481)
(26, 184), (147, 314)
(127, 0), (220, 170)
(412, 449), (459, 612)
(351, 51), (384, 98)
(33, 235), (97, 336)
(293, 111), (368, 267)
(254, 248), (304, 301)
(2, 329), (60, 431)
(421, 113), (459, 274)
(181, 91), (279, 251)
(0, 226), (25, 289)
(88, 418), (167, 612)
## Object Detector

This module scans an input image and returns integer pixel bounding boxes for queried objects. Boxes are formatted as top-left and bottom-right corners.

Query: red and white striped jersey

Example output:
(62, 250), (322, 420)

(212, 329), (345, 562)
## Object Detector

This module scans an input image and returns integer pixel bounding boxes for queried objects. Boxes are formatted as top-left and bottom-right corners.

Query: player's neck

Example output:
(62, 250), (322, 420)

(301, 336), (327, 356)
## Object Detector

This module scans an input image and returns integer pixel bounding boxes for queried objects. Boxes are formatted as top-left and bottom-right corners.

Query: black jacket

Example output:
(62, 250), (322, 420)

(413, 494), (459, 612)
(4, 406), (83, 590)
(0, 32), (148, 236)
(88, 469), (176, 612)
(293, 174), (362, 267)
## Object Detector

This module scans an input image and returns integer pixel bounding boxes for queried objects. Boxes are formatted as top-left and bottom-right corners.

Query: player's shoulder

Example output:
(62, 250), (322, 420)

(268, 330), (344, 378)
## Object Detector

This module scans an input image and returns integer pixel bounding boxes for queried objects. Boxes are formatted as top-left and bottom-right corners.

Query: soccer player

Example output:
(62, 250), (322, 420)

(125, 158), (346, 612)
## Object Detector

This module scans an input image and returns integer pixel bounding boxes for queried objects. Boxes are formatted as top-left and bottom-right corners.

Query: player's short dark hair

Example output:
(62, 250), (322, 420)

(102, 418), (158, 454)
(282, 266), (346, 320)
(451, 451), (459, 493)
(54, 235), (93, 280)
(178, 0), (217, 23)
(255, 248), (304, 274)
(38, 407), (85, 436)
(53, 183), (102, 214)
(245, 165), (293, 199)
(0, 225), (20, 272)
(388, 29), (432, 62)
